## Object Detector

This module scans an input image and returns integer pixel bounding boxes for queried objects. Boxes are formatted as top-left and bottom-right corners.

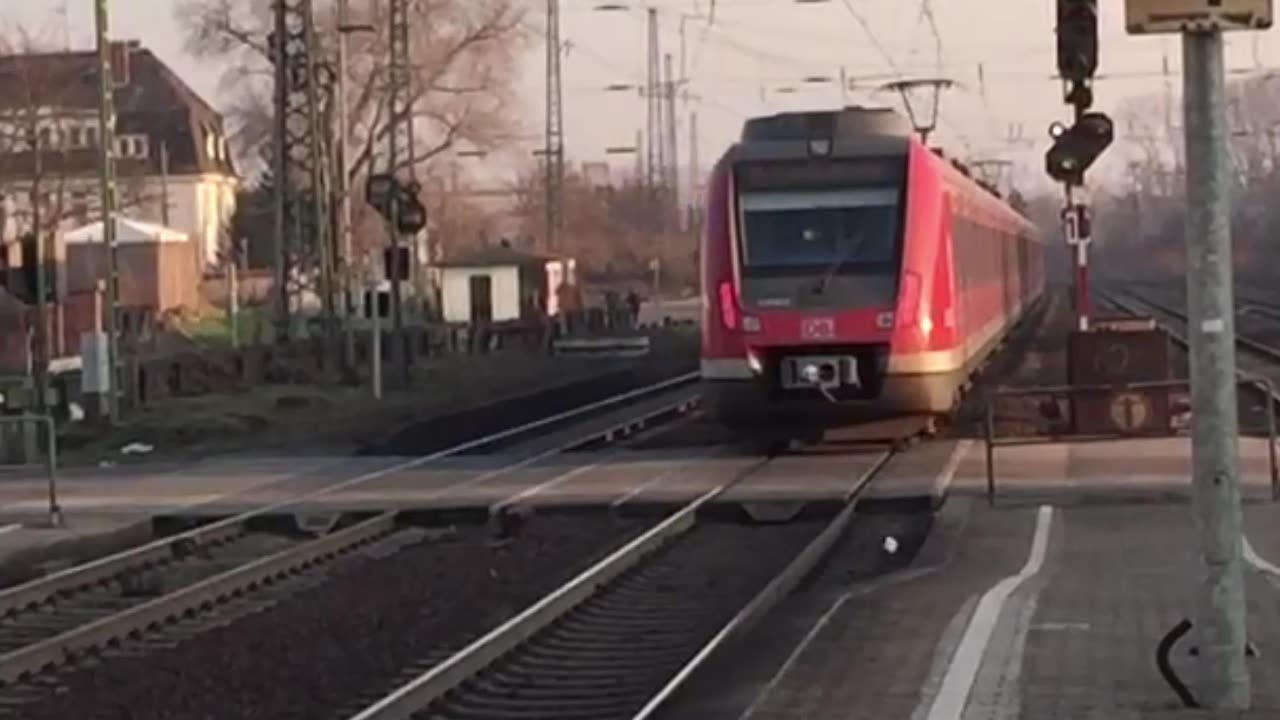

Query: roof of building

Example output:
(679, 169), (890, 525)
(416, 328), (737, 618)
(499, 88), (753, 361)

(436, 244), (555, 268)
(63, 214), (191, 245)
(0, 41), (237, 180)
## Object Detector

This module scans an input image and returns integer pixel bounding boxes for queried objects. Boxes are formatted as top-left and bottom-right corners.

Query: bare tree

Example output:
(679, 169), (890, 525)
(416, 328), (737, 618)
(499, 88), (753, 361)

(175, 0), (530, 182)
(509, 166), (698, 293)
(1094, 71), (1280, 281)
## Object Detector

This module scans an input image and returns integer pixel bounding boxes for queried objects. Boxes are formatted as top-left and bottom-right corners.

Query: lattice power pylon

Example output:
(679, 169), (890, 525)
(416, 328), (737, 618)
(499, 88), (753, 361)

(663, 52), (678, 208)
(270, 0), (334, 342)
(544, 0), (565, 254)
(645, 8), (662, 195)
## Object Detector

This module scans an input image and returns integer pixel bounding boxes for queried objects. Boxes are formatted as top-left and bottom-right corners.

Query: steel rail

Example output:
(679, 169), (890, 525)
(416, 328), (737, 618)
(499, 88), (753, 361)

(0, 374), (698, 618)
(347, 442), (904, 720)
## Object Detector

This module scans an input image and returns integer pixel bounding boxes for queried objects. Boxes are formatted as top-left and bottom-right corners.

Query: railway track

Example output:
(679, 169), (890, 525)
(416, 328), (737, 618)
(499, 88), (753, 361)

(0, 374), (700, 695)
(5, 425), (928, 719)
(1105, 286), (1280, 377)
(346, 444), (911, 720)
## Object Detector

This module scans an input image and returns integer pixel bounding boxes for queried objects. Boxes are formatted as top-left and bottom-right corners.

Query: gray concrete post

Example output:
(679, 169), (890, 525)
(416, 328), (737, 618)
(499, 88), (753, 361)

(1182, 28), (1251, 709)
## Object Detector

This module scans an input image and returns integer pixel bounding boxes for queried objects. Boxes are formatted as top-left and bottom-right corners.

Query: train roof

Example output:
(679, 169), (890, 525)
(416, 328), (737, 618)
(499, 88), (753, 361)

(731, 106), (1020, 209)
(740, 105), (915, 142)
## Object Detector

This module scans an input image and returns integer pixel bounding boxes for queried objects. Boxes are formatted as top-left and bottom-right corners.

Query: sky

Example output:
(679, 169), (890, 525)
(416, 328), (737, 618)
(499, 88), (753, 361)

(7, 0), (1280, 195)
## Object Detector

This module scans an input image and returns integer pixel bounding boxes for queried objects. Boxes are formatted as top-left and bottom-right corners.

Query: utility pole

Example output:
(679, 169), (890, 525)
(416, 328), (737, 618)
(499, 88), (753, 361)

(335, 0), (356, 372)
(1124, 2), (1273, 709)
(645, 9), (661, 196)
(270, 0), (291, 343)
(159, 140), (170, 226)
(94, 0), (121, 424)
(29, 131), (48, 415)
(1183, 26), (1251, 713)
(663, 52), (678, 212)
(544, 0), (564, 255)
(302, 2), (334, 343)
(688, 109), (699, 230)
(634, 128), (644, 181)
(387, 0), (410, 387)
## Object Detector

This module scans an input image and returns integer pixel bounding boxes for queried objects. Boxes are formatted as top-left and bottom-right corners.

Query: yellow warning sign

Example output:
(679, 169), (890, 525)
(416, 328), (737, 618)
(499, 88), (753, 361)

(1109, 392), (1152, 432)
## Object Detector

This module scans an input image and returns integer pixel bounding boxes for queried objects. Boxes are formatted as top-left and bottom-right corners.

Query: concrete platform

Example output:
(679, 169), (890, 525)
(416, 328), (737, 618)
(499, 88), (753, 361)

(657, 437), (1280, 720)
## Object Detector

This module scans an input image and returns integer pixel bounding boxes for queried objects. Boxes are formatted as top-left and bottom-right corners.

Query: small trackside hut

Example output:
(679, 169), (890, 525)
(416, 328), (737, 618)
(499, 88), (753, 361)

(700, 106), (1045, 432)
(434, 244), (575, 325)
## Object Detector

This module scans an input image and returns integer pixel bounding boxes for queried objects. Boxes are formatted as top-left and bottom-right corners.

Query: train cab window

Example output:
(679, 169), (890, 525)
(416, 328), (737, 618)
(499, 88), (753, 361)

(737, 187), (900, 273)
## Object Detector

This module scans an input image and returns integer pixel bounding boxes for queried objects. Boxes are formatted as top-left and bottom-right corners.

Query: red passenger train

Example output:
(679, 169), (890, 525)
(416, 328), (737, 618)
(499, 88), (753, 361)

(700, 106), (1045, 430)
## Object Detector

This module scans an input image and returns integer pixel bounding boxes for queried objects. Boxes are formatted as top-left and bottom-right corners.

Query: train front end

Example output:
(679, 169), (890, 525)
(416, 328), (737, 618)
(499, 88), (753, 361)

(700, 107), (948, 431)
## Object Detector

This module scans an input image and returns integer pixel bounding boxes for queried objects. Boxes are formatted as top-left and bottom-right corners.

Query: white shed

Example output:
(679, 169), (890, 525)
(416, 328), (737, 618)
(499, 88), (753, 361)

(435, 245), (575, 324)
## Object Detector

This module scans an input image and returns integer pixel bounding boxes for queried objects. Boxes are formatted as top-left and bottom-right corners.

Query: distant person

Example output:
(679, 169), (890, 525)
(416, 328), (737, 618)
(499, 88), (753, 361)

(626, 290), (641, 326)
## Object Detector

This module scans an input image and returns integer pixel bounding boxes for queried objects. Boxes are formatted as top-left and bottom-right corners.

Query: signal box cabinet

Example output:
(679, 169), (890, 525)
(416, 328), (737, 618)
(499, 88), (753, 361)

(1067, 317), (1173, 435)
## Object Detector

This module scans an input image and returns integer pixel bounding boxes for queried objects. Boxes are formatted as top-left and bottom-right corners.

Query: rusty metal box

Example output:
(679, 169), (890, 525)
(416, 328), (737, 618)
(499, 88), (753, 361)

(1067, 317), (1173, 435)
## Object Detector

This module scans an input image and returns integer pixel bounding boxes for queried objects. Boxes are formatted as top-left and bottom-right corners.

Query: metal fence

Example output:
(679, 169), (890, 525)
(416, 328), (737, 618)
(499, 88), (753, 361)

(982, 376), (1279, 506)
(0, 414), (62, 528)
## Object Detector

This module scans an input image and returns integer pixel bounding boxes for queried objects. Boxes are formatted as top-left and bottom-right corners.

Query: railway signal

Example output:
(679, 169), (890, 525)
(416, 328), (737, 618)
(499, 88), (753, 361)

(1056, 0), (1098, 81)
(364, 175), (429, 265)
(1044, 112), (1114, 186)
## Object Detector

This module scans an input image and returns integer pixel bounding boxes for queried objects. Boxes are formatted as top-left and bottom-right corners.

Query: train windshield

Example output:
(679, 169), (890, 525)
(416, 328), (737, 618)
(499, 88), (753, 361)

(737, 187), (901, 273)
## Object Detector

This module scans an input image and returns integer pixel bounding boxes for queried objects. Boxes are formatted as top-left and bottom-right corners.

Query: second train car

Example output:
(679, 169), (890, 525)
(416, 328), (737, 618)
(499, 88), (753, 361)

(700, 106), (1045, 430)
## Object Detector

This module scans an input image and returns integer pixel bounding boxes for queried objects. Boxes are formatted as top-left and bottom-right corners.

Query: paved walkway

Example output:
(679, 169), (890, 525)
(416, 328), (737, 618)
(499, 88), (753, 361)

(660, 489), (1280, 719)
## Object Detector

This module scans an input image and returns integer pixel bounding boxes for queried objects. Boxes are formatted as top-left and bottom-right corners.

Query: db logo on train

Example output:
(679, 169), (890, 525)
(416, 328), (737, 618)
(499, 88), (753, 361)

(801, 317), (836, 340)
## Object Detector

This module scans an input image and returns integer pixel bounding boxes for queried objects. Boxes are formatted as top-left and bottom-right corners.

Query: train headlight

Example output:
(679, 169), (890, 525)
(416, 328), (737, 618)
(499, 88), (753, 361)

(742, 315), (761, 332)
(876, 311), (895, 330)
(920, 315), (934, 337)
(801, 363), (821, 384)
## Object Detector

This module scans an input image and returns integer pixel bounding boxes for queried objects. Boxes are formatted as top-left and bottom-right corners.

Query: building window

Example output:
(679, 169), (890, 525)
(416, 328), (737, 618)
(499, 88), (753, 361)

(69, 127), (83, 147)
(85, 126), (99, 147)
(115, 135), (149, 158)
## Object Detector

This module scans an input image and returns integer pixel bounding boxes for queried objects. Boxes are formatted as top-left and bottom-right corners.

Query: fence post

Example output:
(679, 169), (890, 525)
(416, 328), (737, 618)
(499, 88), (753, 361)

(43, 415), (62, 528)
(1264, 380), (1279, 502)
(985, 397), (996, 507)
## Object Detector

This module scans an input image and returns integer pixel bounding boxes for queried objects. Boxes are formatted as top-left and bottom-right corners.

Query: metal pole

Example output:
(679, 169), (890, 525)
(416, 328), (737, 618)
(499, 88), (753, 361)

(388, 0), (408, 387)
(43, 415), (61, 528)
(985, 398), (996, 507)
(94, 0), (121, 425)
(160, 140), (170, 226)
(371, 277), (382, 399)
(271, 0), (291, 344)
(29, 131), (49, 416)
(228, 261), (239, 349)
(544, 0), (565, 256)
(1182, 28), (1251, 710)
(302, 2), (334, 343)
(335, 0), (356, 375)
(1066, 99), (1091, 333)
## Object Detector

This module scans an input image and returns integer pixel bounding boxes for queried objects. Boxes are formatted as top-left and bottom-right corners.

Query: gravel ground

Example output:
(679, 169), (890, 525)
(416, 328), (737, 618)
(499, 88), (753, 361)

(950, 288), (1071, 438)
(13, 516), (651, 720)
